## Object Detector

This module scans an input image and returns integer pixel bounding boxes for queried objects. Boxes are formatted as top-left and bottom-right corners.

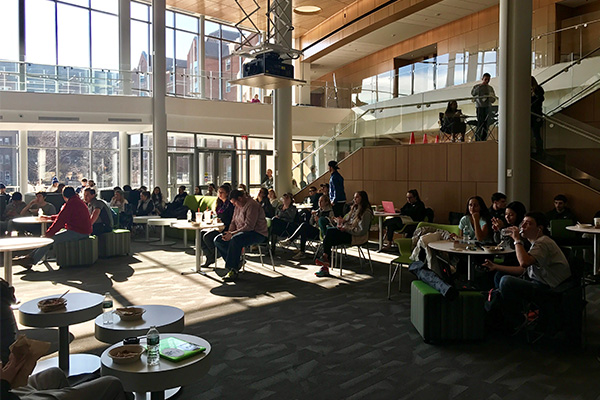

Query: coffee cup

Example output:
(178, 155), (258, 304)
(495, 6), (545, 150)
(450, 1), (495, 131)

(594, 218), (600, 228)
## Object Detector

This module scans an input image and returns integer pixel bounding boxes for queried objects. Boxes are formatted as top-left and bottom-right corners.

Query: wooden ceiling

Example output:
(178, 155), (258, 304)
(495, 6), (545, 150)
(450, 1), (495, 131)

(166, 0), (356, 37)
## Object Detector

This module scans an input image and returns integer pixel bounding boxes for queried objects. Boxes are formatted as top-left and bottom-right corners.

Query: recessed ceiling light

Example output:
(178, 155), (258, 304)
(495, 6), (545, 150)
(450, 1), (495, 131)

(293, 6), (322, 15)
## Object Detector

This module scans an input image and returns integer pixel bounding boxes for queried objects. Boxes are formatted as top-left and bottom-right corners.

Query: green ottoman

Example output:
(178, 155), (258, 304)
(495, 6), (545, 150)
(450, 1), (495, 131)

(410, 280), (485, 343)
(99, 229), (131, 258)
(55, 236), (98, 267)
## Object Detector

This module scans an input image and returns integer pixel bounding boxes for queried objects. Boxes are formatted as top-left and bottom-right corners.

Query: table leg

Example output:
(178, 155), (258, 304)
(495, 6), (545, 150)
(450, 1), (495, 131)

(594, 235), (599, 276)
(160, 226), (165, 244)
(183, 230), (187, 247)
(378, 217), (383, 251)
(181, 230), (207, 276)
(58, 326), (70, 371)
(3, 250), (12, 286)
(151, 392), (165, 400)
(467, 254), (472, 281)
(145, 224), (149, 241)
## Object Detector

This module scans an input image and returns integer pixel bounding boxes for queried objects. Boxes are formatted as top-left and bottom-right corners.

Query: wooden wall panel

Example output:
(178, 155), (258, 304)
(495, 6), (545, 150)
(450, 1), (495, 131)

(422, 181), (463, 223)
(476, 182), (499, 204)
(372, 180), (407, 206)
(396, 147), (409, 181)
(461, 141), (498, 182)
(460, 182), (477, 208)
(407, 144), (448, 182)
(363, 146), (396, 181)
(351, 148), (364, 181)
(447, 143), (462, 182)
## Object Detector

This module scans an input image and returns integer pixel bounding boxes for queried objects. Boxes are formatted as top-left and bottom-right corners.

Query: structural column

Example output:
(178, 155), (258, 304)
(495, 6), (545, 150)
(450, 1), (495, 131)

(273, 1), (293, 195)
(152, 0), (168, 191)
(199, 15), (206, 99)
(119, 0), (132, 96)
(498, 0), (532, 207)
(19, 130), (28, 192)
(119, 132), (130, 186)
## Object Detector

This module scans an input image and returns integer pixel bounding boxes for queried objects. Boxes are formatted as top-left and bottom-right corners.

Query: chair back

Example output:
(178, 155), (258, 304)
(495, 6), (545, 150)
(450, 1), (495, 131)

(415, 221), (461, 236)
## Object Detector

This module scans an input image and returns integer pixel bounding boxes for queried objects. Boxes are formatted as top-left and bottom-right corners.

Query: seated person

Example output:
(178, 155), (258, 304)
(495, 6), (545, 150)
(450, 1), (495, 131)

(255, 187), (275, 218)
(441, 100), (467, 142)
(205, 183), (216, 196)
(151, 187), (166, 215)
(1, 193), (26, 236)
(546, 194), (577, 222)
(1, 278), (16, 364)
(270, 193), (298, 252)
(315, 191), (374, 277)
(482, 212), (571, 330)
(84, 188), (114, 236)
(109, 189), (128, 213)
(488, 192), (507, 224)
(458, 196), (491, 242)
(194, 186), (202, 195)
(491, 201), (527, 248)
(14, 187), (92, 268)
(268, 189), (280, 209)
(200, 185), (234, 269)
(214, 190), (268, 282)
(171, 185), (188, 206)
(280, 194), (333, 260)
(382, 189), (426, 249)
(135, 191), (154, 216)
(305, 186), (321, 211)
(13, 192), (57, 236)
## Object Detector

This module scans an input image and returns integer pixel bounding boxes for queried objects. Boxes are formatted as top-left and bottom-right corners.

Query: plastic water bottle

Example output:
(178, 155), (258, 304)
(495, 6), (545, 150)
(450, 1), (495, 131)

(187, 209), (192, 222)
(102, 292), (113, 325)
(37, 208), (43, 217)
(146, 326), (160, 366)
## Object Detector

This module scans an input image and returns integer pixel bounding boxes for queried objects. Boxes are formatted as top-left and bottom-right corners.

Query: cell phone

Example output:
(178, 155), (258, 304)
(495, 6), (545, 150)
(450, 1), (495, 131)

(123, 337), (140, 345)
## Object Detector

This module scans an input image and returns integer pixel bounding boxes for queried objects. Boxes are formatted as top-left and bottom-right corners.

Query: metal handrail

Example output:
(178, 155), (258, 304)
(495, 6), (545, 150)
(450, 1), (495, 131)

(538, 44), (600, 87)
(542, 112), (600, 146)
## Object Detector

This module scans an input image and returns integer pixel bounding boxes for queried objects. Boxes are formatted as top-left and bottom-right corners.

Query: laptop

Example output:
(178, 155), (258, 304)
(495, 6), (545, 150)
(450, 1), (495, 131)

(382, 201), (395, 213)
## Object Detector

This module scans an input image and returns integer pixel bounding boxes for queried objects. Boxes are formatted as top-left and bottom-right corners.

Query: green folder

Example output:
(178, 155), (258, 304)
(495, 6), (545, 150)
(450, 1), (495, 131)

(159, 337), (206, 362)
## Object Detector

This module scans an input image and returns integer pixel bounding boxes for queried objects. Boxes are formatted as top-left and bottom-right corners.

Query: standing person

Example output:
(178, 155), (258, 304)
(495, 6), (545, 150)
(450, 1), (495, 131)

(471, 73), (496, 141)
(306, 165), (317, 185)
(83, 188), (114, 236)
(261, 169), (273, 189)
(14, 187), (92, 268)
(200, 185), (234, 269)
(531, 76), (545, 155)
(328, 161), (346, 217)
(214, 190), (268, 282)
(382, 189), (427, 249)
(315, 191), (373, 277)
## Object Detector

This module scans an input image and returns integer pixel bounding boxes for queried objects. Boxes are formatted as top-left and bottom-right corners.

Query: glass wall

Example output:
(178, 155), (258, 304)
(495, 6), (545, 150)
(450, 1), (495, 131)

(0, 132), (19, 191)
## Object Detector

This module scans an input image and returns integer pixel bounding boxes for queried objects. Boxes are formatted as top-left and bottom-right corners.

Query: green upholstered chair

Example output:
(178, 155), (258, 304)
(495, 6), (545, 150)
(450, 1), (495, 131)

(55, 236), (98, 267)
(167, 195), (219, 240)
(98, 229), (131, 258)
(410, 280), (485, 343)
(389, 222), (461, 299)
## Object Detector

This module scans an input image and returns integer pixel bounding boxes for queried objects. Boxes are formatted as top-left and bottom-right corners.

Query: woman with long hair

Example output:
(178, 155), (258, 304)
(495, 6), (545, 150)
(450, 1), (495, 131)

(151, 186), (166, 215)
(382, 189), (426, 249)
(442, 100), (466, 142)
(270, 193), (298, 253)
(315, 191), (373, 277)
(200, 185), (234, 268)
(459, 196), (491, 241)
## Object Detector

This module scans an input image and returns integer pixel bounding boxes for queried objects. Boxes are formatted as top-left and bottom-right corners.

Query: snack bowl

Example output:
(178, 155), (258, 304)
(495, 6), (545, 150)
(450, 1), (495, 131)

(37, 297), (67, 312)
(108, 345), (145, 364)
(114, 307), (146, 321)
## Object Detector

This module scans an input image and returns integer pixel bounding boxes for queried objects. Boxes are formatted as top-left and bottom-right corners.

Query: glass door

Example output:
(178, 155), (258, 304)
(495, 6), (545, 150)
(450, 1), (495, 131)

(167, 153), (192, 199)
(217, 152), (233, 186)
(197, 150), (236, 193)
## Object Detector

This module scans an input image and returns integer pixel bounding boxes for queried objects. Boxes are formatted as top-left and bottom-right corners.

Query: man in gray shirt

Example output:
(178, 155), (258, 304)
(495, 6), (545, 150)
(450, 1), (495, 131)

(471, 72), (496, 141)
(83, 188), (114, 235)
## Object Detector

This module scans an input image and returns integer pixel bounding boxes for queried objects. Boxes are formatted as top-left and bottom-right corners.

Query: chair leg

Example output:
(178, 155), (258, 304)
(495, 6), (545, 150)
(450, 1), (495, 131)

(366, 246), (373, 274)
(388, 263), (393, 299)
(257, 244), (265, 267)
(268, 246), (275, 271)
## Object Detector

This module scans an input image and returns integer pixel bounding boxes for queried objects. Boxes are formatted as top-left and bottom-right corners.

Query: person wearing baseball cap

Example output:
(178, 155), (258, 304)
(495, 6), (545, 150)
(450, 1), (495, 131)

(328, 161), (346, 217)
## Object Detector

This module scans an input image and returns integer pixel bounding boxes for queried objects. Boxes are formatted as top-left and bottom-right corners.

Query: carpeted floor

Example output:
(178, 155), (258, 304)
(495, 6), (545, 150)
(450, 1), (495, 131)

(9, 237), (600, 399)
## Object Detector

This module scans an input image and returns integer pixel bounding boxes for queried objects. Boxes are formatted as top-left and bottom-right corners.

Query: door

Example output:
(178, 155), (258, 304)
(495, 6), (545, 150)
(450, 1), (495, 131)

(167, 153), (192, 199)
(197, 150), (236, 193)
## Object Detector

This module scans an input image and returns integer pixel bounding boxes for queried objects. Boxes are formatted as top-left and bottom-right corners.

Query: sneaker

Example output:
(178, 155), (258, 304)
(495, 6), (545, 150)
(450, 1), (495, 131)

(315, 266), (330, 277)
(315, 254), (330, 268)
(12, 255), (34, 269)
(279, 238), (293, 247)
(200, 260), (214, 269)
(223, 269), (238, 282)
(292, 251), (304, 260)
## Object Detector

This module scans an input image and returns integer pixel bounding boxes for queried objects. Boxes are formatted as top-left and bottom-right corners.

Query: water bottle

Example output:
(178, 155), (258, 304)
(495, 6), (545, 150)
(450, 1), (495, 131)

(38, 208), (43, 217)
(146, 326), (160, 366)
(187, 209), (192, 222)
(102, 292), (113, 325)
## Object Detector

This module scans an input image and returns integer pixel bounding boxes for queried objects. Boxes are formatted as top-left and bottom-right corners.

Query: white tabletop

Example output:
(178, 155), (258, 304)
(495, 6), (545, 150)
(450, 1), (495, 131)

(373, 211), (401, 217)
(148, 218), (178, 226)
(12, 216), (49, 224)
(19, 292), (104, 328)
(566, 224), (600, 234)
(294, 204), (313, 210)
(0, 237), (54, 252)
(95, 305), (185, 344)
(101, 333), (212, 393)
(133, 216), (157, 223)
(171, 221), (224, 231)
(427, 240), (514, 256)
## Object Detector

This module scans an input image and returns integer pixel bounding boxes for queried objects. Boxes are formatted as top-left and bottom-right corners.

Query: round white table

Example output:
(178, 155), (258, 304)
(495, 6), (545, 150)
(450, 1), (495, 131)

(294, 203), (313, 210)
(428, 240), (515, 280)
(12, 216), (50, 235)
(0, 237), (54, 285)
(133, 216), (160, 242)
(19, 292), (104, 375)
(94, 305), (185, 344)
(101, 333), (212, 400)
(373, 211), (401, 251)
(147, 218), (178, 246)
(567, 224), (600, 275)
(171, 221), (224, 275)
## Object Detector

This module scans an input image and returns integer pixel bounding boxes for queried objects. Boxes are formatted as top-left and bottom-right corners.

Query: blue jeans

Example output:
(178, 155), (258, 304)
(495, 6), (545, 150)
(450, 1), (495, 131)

(214, 231), (267, 271)
(31, 230), (90, 264)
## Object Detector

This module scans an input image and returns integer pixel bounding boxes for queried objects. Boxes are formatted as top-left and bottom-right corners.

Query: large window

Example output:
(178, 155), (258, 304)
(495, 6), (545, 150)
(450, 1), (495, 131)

(0, 132), (19, 191)
(28, 130), (119, 190)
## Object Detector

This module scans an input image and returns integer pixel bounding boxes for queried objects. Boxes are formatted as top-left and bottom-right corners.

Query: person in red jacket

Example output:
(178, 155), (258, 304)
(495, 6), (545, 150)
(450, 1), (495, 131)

(14, 187), (92, 268)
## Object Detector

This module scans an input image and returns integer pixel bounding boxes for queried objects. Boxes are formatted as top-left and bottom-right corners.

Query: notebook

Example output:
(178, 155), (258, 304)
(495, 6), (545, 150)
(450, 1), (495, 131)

(381, 201), (395, 213)
(159, 337), (206, 362)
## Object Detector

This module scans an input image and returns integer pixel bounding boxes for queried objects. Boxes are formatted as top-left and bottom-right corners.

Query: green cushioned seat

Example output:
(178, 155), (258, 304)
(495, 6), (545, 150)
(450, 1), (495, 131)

(55, 236), (98, 267)
(167, 195), (218, 240)
(98, 229), (131, 258)
(410, 280), (485, 343)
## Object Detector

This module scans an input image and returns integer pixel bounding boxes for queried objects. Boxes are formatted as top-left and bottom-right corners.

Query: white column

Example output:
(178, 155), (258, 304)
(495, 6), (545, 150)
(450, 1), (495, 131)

(152, 0), (168, 191)
(119, 0), (132, 95)
(18, 130), (28, 193)
(273, 1), (293, 195)
(119, 132), (130, 186)
(498, 0), (532, 207)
